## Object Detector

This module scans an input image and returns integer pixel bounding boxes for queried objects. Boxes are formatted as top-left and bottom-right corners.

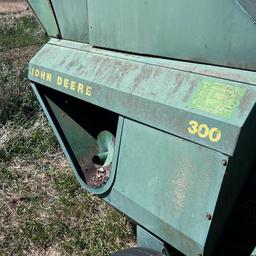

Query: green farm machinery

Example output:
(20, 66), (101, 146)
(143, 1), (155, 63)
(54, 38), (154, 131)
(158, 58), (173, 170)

(27, 1), (256, 255)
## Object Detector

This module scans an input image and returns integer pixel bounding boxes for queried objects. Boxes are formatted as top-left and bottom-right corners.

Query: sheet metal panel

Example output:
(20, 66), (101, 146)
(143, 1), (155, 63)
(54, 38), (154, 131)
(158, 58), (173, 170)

(51, 0), (89, 43)
(50, 39), (256, 87)
(28, 41), (256, 156)
(27, 0), (59, 37)
(88, 0), (256, 71)
(106, 118), (227, 256)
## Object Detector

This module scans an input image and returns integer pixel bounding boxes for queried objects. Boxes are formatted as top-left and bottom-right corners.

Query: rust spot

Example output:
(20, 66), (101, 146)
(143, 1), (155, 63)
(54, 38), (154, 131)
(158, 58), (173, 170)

(105, 60), (128, 86)
(182, 78), (198, 102)
(90, 55), (137, 89)
(152, 68), (163, 79)
(66, 56), (80, 71)
(170, 72), (186, 96)
(76, 64), (84, 72)
(132, 65), (155, 92)
(175, 72), (185, 87)
(47, 0), (52, 9)
(93, 57), (112, 81)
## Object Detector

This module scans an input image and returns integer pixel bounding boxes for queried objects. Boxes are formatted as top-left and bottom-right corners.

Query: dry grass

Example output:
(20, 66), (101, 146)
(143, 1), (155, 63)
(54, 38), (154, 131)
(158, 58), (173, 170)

(0, 111), (135, 256)
(0, 116), (135, 255)
(0, 1), (135, 255)
(0, 44), (41, 124)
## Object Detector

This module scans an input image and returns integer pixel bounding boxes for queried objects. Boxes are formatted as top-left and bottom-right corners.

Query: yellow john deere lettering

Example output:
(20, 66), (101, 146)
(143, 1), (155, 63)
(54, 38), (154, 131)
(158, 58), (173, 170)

(31, 67), (52, 82)
(187, 120), (222, 143)
(31, 68), (92, 97)
(55, 76), (92, 96)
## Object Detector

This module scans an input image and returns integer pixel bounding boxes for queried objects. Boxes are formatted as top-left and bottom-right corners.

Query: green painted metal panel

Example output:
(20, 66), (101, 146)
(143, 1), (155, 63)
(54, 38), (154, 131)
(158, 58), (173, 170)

(51, 0), (89, 43)
(27, 0), (59, 37)
(28, 39), (256, 255)
(50, 39), (256, 86)
(137, 226), (165, 254)
(88, 0), (256, 71)
(31, 75), (256, 254)
(28, 41), (256, 156)
(105, 118), (228, 256)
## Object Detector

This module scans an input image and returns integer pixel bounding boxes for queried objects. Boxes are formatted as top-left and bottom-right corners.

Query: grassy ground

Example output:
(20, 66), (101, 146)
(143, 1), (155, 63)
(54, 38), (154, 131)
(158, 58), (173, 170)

(0, 2), (135, 255)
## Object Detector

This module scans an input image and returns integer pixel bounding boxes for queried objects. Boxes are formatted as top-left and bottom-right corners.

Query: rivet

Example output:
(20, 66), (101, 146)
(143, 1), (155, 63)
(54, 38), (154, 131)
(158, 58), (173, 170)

(206, 213), (212, 220)
(222, 159), (227, 166)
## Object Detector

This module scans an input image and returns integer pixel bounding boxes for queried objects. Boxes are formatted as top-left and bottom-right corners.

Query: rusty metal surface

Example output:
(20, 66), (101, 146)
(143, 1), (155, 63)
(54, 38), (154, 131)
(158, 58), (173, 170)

(28, 41), (256, 156)
(50, 39), (256, 86)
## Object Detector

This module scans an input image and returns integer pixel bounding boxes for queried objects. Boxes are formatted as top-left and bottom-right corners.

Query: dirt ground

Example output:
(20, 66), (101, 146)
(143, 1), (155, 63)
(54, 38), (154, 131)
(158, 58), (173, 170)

(0, 0), (29, 14)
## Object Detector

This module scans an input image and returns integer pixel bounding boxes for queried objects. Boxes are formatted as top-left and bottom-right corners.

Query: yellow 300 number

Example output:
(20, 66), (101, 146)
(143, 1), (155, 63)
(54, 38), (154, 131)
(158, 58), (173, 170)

(187, 120), (222, 143)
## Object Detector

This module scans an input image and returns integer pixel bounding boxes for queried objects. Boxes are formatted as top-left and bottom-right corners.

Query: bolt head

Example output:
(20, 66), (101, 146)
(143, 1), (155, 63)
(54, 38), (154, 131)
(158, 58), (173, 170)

(222, 160), (228, 166)
(206, 213), (212, 220)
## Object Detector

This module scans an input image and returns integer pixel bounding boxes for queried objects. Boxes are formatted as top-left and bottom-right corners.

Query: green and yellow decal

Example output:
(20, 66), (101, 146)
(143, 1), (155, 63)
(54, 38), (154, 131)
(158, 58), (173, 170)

(189, 81), (246, 118)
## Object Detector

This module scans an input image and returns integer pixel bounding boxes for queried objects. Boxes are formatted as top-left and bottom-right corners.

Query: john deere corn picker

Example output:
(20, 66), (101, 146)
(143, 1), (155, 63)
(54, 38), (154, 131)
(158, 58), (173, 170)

(27, 0), (255, 255)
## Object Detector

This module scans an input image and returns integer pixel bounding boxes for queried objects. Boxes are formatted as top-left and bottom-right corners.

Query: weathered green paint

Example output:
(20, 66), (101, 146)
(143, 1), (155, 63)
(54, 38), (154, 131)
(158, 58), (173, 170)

(189, 81), (247, 118)
(48, 39), (256, 87)
(51, 0), (89, 43)
(27, 37), (256, 254)
(88, 0), (256, 71)
(27, 0), (59, 37)
(105, 118), (227, 256)
(28, 40), (256, 156)
(137, 226), (165, 254)
(31, 78), (256, 254)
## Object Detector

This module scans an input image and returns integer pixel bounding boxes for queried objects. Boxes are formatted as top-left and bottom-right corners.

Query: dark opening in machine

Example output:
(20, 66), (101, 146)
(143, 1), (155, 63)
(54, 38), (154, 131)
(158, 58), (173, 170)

(35, 84), (119, 190)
